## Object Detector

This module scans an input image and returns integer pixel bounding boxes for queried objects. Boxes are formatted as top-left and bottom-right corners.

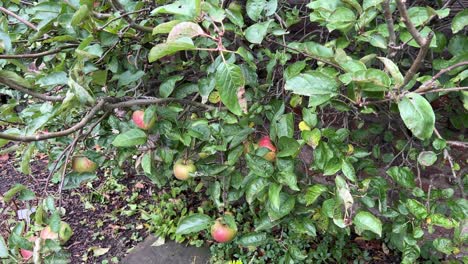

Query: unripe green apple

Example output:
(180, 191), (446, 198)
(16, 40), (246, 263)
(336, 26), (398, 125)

(132, 110), (156, 130)
(72, 156), (97, 173)
(173, 159), (196, 180)
(211, 218), (237, 243)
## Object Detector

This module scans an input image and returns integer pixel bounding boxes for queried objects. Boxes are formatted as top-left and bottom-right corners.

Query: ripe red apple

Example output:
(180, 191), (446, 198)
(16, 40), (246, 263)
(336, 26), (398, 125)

(132, 110), (156, 130)
(211, 218), (237, 243)
(72, 156), (97, 173)
(20, 236), (37, 260)
(173, 159), (196, 180)
(258, 136), (276, 161)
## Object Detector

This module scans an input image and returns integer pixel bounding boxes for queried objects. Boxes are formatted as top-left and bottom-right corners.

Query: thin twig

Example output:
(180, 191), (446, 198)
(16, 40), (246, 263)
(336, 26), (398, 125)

(0, 100), (106, 142)
(0, 44), (78, 59)
(382, 0), (397, 57)
(109, 0), (152, 33)
(0, 76), (64, 102)
(418, 86), (468, 95)
(399, 32), (434, 89)
(415, 61), (468, 92)
(433, 128), (457, 180)
(395, 0), (426, 47)
(97, 8), (150, 31)
(106, 97), (217, 110)
(0, 6), (38, 31)
(58, 131), (82, 208)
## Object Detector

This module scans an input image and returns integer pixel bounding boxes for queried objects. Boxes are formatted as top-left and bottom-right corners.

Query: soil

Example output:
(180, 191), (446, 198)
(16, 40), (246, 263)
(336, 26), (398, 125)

(0, 152), (152, 263)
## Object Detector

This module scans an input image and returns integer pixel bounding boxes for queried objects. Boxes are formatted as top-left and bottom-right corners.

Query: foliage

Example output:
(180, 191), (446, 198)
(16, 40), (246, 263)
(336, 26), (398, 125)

(0, 185), (72, 263)
(0, 0), (467, 262)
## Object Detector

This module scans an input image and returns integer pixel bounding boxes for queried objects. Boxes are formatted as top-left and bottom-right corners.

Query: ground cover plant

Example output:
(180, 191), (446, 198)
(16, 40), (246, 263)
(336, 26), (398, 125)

(0, 0), (467, 263)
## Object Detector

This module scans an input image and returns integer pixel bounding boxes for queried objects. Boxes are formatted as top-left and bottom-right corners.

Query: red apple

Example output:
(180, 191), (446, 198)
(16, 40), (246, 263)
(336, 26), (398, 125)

(258, 136), (276, 161)
(173, 159), (196, 180)
(72, 156), (97, 173)
(211, 218), (237, 243)
(20, 236), (37, 260)
(132, 110), (156, 130)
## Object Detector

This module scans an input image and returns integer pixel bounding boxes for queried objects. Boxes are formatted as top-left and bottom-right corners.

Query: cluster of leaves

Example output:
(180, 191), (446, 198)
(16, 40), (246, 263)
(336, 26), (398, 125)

(0, 0), (467, 263)
(0, 185), (72, 263)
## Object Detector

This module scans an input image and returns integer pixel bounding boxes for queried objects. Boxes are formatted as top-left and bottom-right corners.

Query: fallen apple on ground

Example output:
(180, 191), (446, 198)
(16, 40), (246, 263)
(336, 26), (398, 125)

(258, 136), (276, 161)
(20, 236), (37, 260)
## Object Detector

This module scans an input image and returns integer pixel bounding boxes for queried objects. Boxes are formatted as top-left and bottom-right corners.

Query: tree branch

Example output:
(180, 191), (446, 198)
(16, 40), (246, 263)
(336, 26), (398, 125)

(418, 86), (468, 95)
(109, 0), (152, 33)
(399, 32), (434, 89)
(415, 61), (468, 92)
(0, 6), (38, 31)
(106, 97), (217, 110)
(382, 0), (397, 56)
(395, 0), (426, 47)
(0, 76), (64, 102)
(0, 44), (78, 59)
(0, 100), (105, 142)
(97, 8), (150, 31)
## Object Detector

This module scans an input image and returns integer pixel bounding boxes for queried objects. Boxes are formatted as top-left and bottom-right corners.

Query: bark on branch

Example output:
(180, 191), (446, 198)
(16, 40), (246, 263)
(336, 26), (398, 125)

(0, 76), (64, 102)
(415, 61), (468, 92)
(0, 44), (78, 59)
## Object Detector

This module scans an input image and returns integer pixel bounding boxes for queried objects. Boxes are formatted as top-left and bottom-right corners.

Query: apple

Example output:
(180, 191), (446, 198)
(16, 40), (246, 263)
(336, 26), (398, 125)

(258, 136), (276, 161)
(40, 226), (58, 241)
(132, 110), (156, 130)
(20, 236), (37, 260)
(173, 159), (196, 180)
(72, 156), (97, 173)
(40, 222), (73, 244)
(211, 218), (237, 243)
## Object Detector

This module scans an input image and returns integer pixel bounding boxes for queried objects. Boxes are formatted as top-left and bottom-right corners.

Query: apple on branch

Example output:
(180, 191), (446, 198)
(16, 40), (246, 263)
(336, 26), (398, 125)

(258, 136), (276, 161)
(132, 110), (156, 130)
(173, 159), (196, 180)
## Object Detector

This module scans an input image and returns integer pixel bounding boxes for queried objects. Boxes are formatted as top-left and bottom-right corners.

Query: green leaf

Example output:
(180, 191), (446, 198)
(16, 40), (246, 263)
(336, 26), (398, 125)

(277, 171), (300, 191)
(406, 199), (428, 219)
(398, 93), (435, 140)
(63, 172), (97, 190)
(267, 192), (295, 221)
(71, 5), (89, 26)
(277, 137), (300, 157)
(152, 20), (182, 35)
(377, 57), (404, 87)
(167, 22), (205, 42)
(285, 72), (339, 102)
(452, 9), (468, 33)
(386, 166), (415, 188)
(362, 0), (384, 10)
(417, 151), (437, 166)
(430, 213), (458, 229)
(341, 159), (356, 182)
(0, 70), (32, 88)
(433, 238), (455, 255)
(354, 211), (382, 237)
(215, 62), (245, 116)
(246, 154), (274, 177)
(160, 75), (183, 98)
(268, 183), (281, 210)
(112, 129), (147, 147)
(226, 2), (244, 27)
(151, 0), (201, 19)
(68, 78), (95, 105)
(246, 0), (266, 21)
(141, 152), (153, 175)
(327, 7), (356, 32)
(176, 214), (212, 235)
(3, 184), (27, 203)
(245, 20), (272, 44)
(304, 184), (328, 206)
(237, 232), (267, 246)
(0, 236), (8, 258)
(246, 177), (269, 204)
(148, 38), (195, 62)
